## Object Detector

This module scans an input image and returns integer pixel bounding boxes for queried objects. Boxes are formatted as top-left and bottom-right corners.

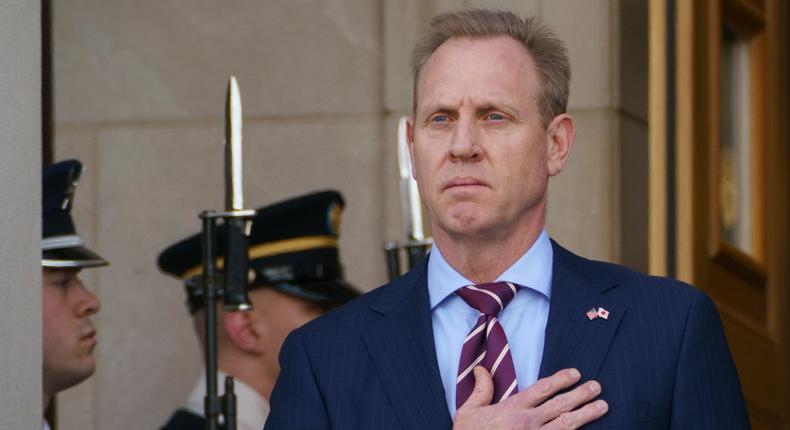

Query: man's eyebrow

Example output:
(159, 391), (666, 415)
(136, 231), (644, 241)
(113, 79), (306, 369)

(475, 105), (498, 116)
(420, 102), (458, 113)
(416, 104), (458, 121)
(476, 100), (522, 114)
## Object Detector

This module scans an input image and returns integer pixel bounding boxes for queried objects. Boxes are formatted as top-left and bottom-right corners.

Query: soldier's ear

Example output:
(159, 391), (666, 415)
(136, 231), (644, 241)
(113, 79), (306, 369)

(222, 311), (265, 355)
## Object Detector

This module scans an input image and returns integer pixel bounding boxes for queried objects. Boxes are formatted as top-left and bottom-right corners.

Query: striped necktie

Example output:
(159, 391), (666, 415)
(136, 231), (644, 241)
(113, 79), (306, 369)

(455, 281), (520, 409)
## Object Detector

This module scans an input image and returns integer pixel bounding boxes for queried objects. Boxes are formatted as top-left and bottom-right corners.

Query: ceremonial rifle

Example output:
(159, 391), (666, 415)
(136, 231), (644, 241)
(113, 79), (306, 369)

(199, 76), (255, 430)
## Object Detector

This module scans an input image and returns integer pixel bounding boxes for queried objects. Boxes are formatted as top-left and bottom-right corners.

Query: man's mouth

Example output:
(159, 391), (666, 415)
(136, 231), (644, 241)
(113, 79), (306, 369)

(80, 329), (97, 344)
(444, 177), (488, 190)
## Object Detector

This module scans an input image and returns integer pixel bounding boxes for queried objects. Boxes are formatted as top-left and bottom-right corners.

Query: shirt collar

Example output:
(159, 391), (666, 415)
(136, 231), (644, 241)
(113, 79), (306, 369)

(427, 229), (553, 309)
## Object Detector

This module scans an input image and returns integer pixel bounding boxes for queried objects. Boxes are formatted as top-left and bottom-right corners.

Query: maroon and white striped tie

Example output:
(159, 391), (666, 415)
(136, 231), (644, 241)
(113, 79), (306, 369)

(455, 281), (520, 409)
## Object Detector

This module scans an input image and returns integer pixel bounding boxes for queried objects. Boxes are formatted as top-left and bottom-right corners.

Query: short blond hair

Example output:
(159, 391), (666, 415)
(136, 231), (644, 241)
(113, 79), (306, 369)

(411, 9), (570, 127)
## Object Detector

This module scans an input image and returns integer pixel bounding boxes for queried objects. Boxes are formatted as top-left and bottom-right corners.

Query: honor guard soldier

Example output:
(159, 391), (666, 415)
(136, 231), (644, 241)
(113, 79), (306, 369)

(42, 160), (108, 430)
(158, 190), (359, 430)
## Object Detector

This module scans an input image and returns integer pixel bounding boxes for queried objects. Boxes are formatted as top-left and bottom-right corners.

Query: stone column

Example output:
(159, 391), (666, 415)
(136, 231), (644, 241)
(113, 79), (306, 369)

(0, 1), (42, 428)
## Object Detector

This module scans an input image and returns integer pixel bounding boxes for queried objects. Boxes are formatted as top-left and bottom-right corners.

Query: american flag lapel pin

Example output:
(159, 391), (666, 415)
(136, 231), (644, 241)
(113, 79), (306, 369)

(597, 307), (610, 320)
(586, 307), (598, 320)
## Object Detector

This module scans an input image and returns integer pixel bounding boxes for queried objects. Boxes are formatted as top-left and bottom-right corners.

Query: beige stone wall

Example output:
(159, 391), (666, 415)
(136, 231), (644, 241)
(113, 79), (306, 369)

(53, 1), (646, 428)
(543, 0), (647, 269)
(0, 1), (42, 429)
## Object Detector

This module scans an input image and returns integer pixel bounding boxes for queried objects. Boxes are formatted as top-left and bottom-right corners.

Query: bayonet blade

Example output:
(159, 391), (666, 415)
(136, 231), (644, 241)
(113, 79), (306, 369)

(225, 76), (243, 211)
(397, 117), (424, 241)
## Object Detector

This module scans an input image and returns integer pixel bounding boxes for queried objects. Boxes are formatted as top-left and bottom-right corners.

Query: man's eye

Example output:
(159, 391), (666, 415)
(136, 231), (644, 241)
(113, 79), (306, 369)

(486, 113), (505, 121)
(430, 114), (450, 123)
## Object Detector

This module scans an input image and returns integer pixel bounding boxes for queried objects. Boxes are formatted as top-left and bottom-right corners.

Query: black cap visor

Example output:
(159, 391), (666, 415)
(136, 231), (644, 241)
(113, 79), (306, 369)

(183, 278), (359, 314)
(271, 279), (360, 304)
(43, 246), (109, 268)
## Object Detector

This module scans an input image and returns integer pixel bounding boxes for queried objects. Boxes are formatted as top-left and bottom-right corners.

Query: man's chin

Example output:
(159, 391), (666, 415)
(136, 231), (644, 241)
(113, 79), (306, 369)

(440, 218), (497, 241)
(52, 361), (97, 392)
(441, 201), (486, 221)
(75, 350), (98, 376)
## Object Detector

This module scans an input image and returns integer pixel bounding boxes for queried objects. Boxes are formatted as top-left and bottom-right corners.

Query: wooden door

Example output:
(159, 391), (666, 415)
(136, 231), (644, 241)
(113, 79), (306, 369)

(650, 0), (789, 428)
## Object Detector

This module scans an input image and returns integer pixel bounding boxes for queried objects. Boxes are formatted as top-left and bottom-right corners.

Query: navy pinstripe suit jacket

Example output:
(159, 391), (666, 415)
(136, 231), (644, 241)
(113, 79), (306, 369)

(265, 241), (750, 429)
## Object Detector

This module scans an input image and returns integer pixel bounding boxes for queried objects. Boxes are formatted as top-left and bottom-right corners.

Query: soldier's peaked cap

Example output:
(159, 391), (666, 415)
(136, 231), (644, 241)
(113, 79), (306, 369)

(157, 190), (359, 313)
(42, 159), (109, 268)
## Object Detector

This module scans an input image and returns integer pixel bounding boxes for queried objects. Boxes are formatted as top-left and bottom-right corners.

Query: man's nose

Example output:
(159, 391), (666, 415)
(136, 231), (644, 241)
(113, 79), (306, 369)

(449, 119), (481, 161)
(75, 282), (101, 317)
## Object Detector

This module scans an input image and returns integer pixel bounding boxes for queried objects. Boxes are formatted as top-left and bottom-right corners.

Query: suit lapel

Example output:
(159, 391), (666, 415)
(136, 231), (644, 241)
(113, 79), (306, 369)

(539, 242), (625, 382)
(361, 261), (452, 429)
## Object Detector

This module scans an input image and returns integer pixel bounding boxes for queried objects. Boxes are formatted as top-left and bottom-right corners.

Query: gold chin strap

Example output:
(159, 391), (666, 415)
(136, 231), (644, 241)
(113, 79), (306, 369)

(180, 235), (338, 279)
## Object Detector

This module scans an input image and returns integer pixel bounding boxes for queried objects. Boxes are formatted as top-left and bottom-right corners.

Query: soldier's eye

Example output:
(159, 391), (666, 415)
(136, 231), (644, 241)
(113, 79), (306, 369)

(431, 114), (449, 123)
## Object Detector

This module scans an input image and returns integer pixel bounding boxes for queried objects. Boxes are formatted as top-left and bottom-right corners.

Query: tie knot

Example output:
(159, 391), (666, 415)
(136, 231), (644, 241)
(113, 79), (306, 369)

(456, 282), (520, 316)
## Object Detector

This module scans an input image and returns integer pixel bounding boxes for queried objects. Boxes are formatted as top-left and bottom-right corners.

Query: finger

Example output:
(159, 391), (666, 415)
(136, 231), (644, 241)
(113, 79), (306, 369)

(510, 368), (582, 407)
(541, 400), (608, 430)
(459, 366), (494, 410)
(534, 380), (602, 424)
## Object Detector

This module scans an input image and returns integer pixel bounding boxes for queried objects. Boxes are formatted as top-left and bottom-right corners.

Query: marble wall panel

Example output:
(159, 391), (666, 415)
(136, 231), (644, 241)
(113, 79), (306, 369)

(54, 0), (382, 124)
(383, 0), (434, 113)
(543, 0), (615, 110)
(434, 0), (540, 16)
(547, 109), (617, 262)
(465, 0), (541, 17)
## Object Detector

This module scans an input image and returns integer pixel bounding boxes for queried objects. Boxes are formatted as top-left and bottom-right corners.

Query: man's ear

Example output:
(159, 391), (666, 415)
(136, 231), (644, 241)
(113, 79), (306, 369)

(545, 113), (576, 177)
(222, 311), (265, 355)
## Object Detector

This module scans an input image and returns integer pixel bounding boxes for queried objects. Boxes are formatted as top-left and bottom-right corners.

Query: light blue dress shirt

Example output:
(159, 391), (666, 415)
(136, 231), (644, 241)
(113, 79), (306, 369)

(428, 229), (553, 416)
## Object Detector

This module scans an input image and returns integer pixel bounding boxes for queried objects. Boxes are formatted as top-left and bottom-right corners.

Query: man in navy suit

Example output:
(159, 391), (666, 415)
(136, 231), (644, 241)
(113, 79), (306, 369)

(266, 9), (749, 429)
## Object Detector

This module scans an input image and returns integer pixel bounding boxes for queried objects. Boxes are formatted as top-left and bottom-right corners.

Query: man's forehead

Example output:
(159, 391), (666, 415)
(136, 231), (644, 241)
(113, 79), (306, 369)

(420, 35), (534, 77)
(415, 36), (537, 113)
